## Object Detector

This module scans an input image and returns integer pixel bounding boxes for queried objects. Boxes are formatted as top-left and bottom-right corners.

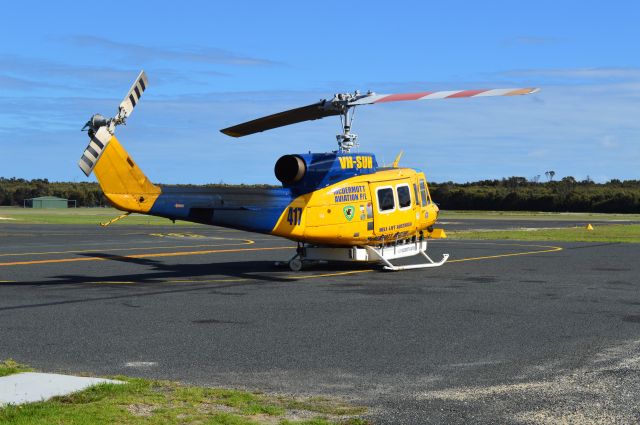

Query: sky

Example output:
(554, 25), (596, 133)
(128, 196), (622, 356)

(0, 0), (639, 184)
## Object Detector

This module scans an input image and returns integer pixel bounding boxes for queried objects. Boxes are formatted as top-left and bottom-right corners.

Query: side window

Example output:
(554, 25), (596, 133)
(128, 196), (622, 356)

(413, 183), (420, 206)
(397, 184), (411, 209)
(376, 187), (395, 212)
(419, 180), (428, 207)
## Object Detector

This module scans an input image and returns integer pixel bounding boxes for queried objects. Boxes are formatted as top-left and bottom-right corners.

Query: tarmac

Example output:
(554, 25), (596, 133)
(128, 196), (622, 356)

(1, 219), (639, 423)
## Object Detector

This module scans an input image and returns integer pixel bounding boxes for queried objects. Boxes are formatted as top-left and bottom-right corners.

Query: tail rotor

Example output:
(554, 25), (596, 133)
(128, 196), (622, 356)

(79, 70), (148, 176)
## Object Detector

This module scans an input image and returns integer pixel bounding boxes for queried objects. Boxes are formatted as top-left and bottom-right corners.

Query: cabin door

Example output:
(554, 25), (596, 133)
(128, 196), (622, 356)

(370, 180), (415, 238)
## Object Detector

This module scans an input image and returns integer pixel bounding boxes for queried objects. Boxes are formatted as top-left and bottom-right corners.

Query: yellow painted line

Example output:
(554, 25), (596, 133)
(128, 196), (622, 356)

(0, 280), (16, 283)
(285, 243), (563, 280)
(0, 246), (293, 267)
(447, 244), (562, 263)
(0, 240), (254, 258)
(86, 281), (137, 285)
(166, 278), (246, 283)
(287, 269), (374, 279)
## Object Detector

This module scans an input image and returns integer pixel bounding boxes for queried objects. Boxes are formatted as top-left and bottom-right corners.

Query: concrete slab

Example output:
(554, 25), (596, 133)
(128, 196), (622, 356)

(0, 372), (122, 406)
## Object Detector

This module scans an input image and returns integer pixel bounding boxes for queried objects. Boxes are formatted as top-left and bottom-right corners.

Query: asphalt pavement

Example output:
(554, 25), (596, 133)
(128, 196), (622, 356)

(1, 221), (639, 424)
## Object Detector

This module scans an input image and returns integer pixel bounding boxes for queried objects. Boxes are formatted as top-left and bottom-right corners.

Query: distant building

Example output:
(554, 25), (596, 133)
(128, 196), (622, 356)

(24, 196), (75, 209)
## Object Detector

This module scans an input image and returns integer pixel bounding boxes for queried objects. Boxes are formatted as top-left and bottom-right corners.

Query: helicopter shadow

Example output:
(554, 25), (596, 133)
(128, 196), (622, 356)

(11, 251), (378, 286)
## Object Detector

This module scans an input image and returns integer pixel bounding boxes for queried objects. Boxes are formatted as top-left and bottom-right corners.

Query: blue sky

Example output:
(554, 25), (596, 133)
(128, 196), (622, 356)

(1, 1), (638, 184)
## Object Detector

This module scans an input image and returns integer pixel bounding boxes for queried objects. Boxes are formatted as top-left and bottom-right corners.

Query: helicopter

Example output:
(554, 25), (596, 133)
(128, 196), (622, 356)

(79, 71), (538, 271)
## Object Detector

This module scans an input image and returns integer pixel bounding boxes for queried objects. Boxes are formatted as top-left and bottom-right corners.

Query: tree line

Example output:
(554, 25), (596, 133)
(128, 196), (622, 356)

(429, 177), (640, 213)
(1, 177), (640, 213)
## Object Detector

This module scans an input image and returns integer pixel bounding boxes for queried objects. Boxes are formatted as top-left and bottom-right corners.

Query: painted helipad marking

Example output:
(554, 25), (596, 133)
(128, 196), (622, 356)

(124, 361), (157, 368)
(150, 232), (208, 238)
(86, 281), (137, 285)
(0, 246), (293, 267)
(285, 243), (563, 280)
(167, 278), (246, 284)
(448, 244), (563, 263)
(0, 372), (122, 406)
(288, 269), (374, 279)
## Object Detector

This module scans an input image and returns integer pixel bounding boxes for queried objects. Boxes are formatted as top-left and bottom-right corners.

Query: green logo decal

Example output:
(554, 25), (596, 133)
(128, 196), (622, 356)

(343, 205), (355, 221)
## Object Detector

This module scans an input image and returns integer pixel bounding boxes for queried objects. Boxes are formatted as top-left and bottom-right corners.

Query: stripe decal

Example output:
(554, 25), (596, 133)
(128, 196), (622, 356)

(446, 89), (489, 98)
(365, 87), (538, 104)
(119, 71), (147, 119)
(78, 127), (112, 176)
(92, 137), (104, 149)
(80, 154), (93, 167)
(86, 145), (99, 158)
(374, 92), (433, 103)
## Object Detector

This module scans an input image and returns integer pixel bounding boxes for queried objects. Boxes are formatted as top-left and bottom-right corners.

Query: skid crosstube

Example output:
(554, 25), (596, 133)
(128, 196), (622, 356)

(282, 240), (449, 272)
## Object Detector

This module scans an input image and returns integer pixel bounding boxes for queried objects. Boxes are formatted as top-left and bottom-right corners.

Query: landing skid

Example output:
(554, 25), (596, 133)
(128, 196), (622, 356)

(276, 240), (449, 272)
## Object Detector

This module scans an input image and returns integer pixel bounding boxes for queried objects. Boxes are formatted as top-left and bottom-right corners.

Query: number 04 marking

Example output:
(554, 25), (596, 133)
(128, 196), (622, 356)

(287, 207), (302, 226)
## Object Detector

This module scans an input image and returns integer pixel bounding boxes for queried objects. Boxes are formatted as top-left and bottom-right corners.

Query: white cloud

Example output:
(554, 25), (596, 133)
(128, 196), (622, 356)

(64, 36), (281, 67)
(2, 65), (639, 184)
(501, 67), (640, 82)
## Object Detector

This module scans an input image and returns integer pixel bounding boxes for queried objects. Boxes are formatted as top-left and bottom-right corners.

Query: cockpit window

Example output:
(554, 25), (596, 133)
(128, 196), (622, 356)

(419, 180), (428, 207)
(377, 187), (395, 212)
(397, 185), (411, 209)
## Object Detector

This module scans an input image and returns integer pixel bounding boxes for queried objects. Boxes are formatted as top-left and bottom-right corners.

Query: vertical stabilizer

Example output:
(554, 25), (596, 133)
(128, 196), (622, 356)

(93, 136), (161, 213)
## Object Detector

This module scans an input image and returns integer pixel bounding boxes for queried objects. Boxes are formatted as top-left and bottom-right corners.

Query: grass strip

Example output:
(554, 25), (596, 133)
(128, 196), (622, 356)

(0, 374), (368, 425)
(0, 359), (33, 377)
(439, 210), (640, 221)
(0, 207), (194, 226)
(447, 224), (640, 243)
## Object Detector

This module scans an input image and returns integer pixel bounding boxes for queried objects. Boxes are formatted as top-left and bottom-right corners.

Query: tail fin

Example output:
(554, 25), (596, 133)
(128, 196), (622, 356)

(93, 135), (161, 213)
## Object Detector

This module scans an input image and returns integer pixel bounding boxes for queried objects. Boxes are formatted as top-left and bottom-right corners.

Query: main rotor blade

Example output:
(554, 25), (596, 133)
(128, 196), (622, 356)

(348, 87), (539, 105)
(220, 102), (341, 138)
(117, 70), (148, 121)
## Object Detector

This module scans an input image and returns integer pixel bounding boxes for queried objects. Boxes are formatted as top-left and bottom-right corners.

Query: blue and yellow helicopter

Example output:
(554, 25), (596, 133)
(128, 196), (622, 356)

(79, 71), (538, 271)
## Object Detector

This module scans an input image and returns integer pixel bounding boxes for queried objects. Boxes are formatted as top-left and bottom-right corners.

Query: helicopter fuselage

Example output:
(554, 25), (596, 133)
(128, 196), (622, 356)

(97, 142), (439, 246)
(151, 153), (439, 246)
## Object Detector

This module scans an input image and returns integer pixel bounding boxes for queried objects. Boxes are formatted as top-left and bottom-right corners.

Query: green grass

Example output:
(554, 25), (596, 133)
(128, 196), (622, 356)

(0, 359), (33, 377)
(3, 207), (639, 226)
(439, 210), (640, 221)
(0, 374), (368, 425)
(0, 207), (196, 226)
(448, 223), (640, 243)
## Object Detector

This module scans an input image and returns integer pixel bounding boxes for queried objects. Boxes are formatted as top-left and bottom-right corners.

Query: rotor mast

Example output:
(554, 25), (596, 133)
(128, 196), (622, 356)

(337, 101), (357, 153)
(328, 90), (374, 153)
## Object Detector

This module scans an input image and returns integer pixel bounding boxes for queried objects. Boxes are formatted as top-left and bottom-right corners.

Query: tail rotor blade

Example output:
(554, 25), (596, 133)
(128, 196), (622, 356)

(117, 70), (148, 122)
(78, 127), (112, 176)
